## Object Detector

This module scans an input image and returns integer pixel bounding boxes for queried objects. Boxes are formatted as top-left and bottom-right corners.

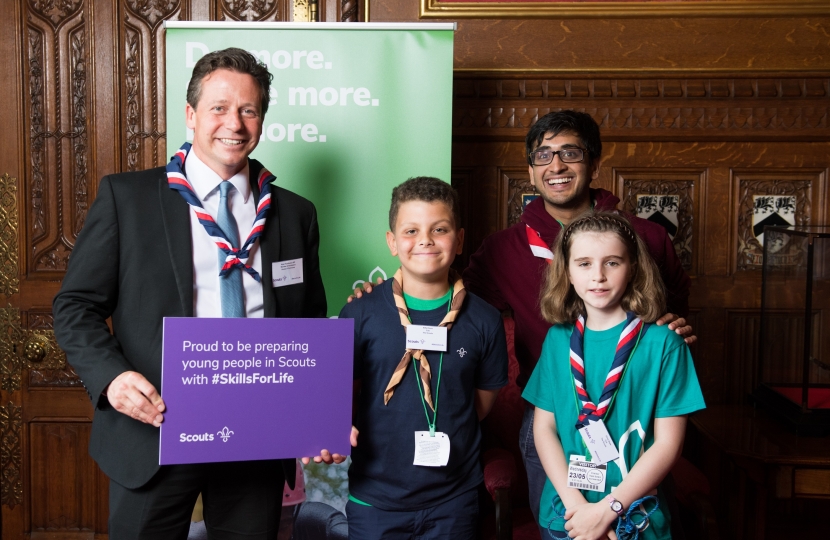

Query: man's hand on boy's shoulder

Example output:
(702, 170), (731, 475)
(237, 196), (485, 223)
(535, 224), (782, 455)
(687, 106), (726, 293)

(655, 313), (696, 345)
(301, 427), (359, 465)
(346, 277), (384, 303)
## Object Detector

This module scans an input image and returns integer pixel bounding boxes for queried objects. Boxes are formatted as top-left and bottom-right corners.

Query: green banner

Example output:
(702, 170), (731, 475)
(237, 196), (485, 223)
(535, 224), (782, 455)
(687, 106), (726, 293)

(165, 22), (454, 316)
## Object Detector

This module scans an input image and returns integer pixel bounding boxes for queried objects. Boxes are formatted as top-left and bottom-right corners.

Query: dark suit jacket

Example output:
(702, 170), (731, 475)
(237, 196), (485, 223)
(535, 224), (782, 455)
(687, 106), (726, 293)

(53, 161), (327, 489)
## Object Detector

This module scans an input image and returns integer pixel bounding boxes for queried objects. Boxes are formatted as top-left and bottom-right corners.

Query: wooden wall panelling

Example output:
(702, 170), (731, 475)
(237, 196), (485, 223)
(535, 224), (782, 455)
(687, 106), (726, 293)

(451, 140), (525, 250)
(731, 169), (827, 272)
(214, 0), (291, 21)
(450, 167), (473, 270)
(24, 0), (89, 275)
(615, 168), (704, 275)
(121, 0), (188, 172)
(339, 0), (361, 22)
(29, 422), (97, 534)
(452, 75), (830, 142)
(497, 166), (533, 230)
(371, 1), (830, 73)
(419, 0), (830, 19)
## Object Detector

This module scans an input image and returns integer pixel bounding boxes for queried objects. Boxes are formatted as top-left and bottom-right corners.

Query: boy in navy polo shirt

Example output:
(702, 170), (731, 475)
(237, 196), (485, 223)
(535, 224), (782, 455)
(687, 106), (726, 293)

(339, 177), (508, 539)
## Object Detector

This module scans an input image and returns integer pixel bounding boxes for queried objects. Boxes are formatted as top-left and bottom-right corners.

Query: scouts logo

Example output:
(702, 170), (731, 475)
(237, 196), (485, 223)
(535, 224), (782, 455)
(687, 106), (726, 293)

(217, 426), (234, 443)
(636, 195), (679, 238)
(352, 266), (387, 290)
(752, 195), (795, 246)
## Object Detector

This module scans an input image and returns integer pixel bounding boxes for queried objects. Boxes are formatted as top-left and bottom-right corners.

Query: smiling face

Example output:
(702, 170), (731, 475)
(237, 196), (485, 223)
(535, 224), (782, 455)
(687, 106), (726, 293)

(386, 200), (464, 287)
(528, 131), (599, 221)
(186, 69), (263, 180)
(567, 231), (633, 326)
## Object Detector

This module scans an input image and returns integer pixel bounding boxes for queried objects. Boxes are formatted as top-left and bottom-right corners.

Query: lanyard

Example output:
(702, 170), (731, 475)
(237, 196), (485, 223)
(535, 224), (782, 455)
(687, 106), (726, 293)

(569, 319), (643, 461)
(407, 290), (452, 437)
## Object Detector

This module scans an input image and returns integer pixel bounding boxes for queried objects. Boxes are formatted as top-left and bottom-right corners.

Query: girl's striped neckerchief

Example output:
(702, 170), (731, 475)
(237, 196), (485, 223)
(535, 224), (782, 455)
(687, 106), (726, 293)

(569, 312), (649, 429)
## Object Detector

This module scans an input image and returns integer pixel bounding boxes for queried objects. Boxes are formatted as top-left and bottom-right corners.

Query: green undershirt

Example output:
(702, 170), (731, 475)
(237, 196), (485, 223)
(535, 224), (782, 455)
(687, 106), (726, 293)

(402, 288), (452, 311)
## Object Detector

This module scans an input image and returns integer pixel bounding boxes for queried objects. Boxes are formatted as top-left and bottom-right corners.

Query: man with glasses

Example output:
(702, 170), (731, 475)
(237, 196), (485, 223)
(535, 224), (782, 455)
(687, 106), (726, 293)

(463, 110), (692, 524)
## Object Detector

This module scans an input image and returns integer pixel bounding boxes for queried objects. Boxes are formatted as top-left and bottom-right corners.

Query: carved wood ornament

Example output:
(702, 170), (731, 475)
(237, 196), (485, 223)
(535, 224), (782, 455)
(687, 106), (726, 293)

(124, 1), (181, 171)
(736, 177), (814, 271)
(217, 0), (281, 21)
(453, 77), (830, 140)
(618, 175), (698, 272)
(26, 0), (89, 273)
(0, 401), (22, 508)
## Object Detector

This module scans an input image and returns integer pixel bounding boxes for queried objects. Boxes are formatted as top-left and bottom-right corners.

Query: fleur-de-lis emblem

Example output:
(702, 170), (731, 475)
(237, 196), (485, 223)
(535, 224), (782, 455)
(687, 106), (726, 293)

(217, 426), (234, 442)
(457, 348), (467, 357)
(352, 266), (388, 290)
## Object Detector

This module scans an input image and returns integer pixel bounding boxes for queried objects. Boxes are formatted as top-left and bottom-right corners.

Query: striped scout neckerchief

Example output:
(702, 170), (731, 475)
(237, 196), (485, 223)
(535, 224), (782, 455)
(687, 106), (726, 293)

(569, 312), (649, 429)
(166, 142), (273, 283)
(383, 268), (466, 411)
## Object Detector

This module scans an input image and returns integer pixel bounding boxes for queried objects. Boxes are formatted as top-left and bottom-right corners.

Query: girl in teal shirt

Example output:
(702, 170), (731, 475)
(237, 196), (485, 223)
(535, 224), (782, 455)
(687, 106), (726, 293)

(523, 212), (705, 540)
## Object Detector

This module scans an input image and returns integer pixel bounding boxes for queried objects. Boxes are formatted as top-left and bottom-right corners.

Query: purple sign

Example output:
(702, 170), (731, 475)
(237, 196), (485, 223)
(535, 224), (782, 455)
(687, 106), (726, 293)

(160, 317), (353, 465)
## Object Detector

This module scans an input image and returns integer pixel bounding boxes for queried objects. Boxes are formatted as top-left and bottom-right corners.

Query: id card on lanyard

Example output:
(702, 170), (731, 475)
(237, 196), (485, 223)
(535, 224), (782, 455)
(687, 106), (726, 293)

(409, 292), (453, 467)
(569, 314), (646, 464)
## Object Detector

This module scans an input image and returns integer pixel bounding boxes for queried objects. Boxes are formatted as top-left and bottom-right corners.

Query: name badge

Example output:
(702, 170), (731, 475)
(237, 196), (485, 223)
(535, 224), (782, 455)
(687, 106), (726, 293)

(578, 419), (620, 464)
(406, 325), (447, 351)
(271, 258), (304, 288)
(413, 431), (450, 467)
(567, 456), (607, 492)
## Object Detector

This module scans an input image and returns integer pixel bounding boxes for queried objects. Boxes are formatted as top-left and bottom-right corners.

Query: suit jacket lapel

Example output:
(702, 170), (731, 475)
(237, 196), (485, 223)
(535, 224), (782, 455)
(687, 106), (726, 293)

(159, 172), (194, 317)
(250, 159), (281, 318)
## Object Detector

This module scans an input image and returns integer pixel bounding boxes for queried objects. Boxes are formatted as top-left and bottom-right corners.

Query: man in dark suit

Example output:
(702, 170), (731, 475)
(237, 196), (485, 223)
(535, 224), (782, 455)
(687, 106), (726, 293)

(53, 48), (327, 540)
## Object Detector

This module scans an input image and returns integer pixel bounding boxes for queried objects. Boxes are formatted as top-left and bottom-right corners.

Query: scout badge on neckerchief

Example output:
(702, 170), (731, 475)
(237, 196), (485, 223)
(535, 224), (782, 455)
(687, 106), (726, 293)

(166, 142), (274, 282)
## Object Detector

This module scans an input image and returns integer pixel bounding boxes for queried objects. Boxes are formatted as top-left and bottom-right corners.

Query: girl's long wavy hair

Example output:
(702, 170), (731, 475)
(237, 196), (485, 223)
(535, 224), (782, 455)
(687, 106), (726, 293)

(539, 211), (666, 325)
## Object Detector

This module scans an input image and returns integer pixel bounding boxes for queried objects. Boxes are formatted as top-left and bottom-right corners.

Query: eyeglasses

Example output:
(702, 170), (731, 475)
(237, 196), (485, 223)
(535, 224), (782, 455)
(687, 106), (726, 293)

(528, 147), (586, 166)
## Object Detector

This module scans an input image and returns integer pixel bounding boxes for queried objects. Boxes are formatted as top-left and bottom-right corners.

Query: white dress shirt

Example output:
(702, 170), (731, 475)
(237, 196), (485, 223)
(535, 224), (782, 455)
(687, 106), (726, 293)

(185, 150), (264, 318)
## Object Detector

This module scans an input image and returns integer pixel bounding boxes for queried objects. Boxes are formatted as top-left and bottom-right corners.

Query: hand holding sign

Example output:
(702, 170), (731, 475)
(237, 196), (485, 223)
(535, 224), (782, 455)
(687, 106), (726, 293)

(302, 426), (359, 465)
(106, 371), (166, 427)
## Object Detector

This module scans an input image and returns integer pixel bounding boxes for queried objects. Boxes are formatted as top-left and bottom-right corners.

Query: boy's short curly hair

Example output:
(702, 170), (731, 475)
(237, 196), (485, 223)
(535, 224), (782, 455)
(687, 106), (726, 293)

(388, 177), (460, 231)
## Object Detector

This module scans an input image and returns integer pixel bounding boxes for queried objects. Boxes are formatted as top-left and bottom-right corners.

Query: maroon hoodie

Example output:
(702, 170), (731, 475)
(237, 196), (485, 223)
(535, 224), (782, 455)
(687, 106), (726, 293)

(463, 188), (690, 388)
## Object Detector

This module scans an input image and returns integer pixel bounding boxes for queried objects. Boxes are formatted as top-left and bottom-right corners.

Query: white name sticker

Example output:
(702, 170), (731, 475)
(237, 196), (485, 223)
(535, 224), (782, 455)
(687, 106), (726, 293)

(406, 325), (447, 351)
(413, 431), (450, 467)
(567, 458), (607, 492)
(271, 258), (304, 288)
(578, 419), (620, 464)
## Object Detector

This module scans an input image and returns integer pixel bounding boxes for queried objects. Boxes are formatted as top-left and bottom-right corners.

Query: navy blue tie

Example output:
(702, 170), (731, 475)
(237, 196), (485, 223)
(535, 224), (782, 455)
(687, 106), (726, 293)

(217, 182), (244, 317)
